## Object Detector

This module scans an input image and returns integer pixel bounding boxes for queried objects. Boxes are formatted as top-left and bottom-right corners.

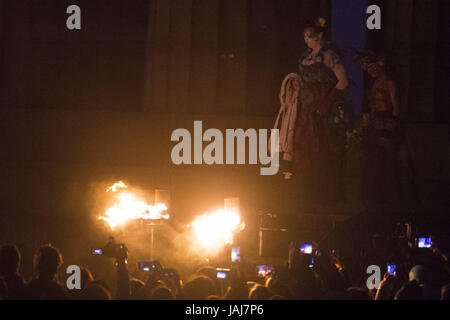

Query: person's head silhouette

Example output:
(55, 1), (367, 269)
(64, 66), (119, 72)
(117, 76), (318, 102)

(0, 244), (21, 276)
(33, 244), (63, 281)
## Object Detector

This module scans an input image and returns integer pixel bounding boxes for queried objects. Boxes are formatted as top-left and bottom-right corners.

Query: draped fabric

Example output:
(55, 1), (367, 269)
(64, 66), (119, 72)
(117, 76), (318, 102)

(271, 73), (302, 161)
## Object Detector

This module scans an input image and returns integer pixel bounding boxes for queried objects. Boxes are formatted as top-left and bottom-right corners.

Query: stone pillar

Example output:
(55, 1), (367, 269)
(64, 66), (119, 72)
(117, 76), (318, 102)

(408, 0), (439, 122)
(382, 0), (439, 121)
(167, 0), (193, 114)
(217, 0), (249, 114)
(387, 0), (414, 119)
(435, 0), (450, 123)
(144, 0), (172, 112)
(188, 0), (220, 114)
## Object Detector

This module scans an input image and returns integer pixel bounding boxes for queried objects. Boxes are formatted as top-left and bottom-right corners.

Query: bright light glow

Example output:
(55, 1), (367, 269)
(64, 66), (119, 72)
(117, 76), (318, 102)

(98, 181), (169, 229)
(107, 181), (127, 193)
(257, 265), (273, 277)
(192, 209), (244, 252)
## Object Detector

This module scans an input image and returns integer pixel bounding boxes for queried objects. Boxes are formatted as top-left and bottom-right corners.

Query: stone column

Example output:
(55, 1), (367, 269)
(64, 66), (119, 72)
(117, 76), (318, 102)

(144, 0), (172, 112)
(217, 0), (249, 114)
(167, 0), (193, 114)
(408, 0), (439, 122)
(383, 0), (439, 121)
(188, 0), (220, 114)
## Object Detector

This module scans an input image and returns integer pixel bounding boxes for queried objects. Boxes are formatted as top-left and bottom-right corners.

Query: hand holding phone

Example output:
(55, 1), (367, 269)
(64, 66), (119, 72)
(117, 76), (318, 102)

(161, 268), (181, 296)
(257, 265), (273, 278)
(92, 248), (103, 255)
(138, 261), (163, 274)
(387, 264), (396, 276)
(300, 244), (313, 254)
(417, 237), (432, 248)
(231, 246), (241, 263)
(216, 268), (231, 280)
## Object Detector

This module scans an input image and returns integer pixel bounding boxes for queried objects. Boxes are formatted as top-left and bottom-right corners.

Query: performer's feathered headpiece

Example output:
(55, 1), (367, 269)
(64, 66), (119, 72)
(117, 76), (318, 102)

(350, 49), (386, 70)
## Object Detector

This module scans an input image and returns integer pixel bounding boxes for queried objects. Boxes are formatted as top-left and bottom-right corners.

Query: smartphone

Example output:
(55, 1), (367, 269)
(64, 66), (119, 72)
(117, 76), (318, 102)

(231, 246), (241, 263)
(216, 268), (230, 280)
(387, 264), (396, 276)
(138, 261), (157, 272)
(257, 265), (273, 277)
(92, 248), (103, 255)
(300, 243), (313, 254)
(417, 237), (432, 248)
(309, 257), (314, 268)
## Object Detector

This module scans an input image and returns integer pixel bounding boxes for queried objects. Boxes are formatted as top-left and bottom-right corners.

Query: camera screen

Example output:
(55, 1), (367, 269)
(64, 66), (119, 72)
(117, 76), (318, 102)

(257, 265), (273, 277)
(300, 244), (313, 254)
(387, 265), (396, 276)
(417, 237), (432, 248)
(231, 246), (241, 263)
(92, 249), (102, 255)
(216, 272), (227, 279)
(309, 257), (314, 268)
(139, 262), (156, 272)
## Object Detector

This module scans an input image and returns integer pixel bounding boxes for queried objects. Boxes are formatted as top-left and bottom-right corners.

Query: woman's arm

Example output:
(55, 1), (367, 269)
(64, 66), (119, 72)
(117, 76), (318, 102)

(387, 79), (400, 117)
(323, 50), (349, 90)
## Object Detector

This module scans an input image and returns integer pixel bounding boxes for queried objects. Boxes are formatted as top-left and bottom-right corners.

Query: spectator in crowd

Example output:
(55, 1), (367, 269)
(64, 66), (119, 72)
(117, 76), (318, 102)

(265, 276), (291, 299)
(408, 265), (439, 300)
(395, 280), (424, 300)
(375, 273), (398, 300)
(129, 277), (145, 298)
(0, 244), (25, 299)
(441, 283), (450, 300)
(248, 284), (273, 300)
(79, 283), (112, 300)
(196, 266), (220, 296)
(346, 287), (370, 300)
(182, 275), (216, 300)
(23, 244), (69, 300)
(68, 266), (94, 299)
(1, 229), (450, 301)
(151, 285), (175, 300)
(0, 277), (7, 300)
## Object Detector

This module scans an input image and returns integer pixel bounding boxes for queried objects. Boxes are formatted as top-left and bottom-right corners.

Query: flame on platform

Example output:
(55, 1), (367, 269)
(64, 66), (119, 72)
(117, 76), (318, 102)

(192, 209), (244, 252)
(107, 181), (127, 193)
(98, 181), (169, 229)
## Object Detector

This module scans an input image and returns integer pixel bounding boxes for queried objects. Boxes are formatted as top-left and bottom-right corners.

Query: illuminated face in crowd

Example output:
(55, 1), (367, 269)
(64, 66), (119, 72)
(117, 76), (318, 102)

(304, 27), (322, 49)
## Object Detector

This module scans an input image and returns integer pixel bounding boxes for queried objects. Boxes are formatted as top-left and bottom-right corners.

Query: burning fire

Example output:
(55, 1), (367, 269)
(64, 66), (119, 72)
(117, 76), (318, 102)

(107, 181), (127, 193)
(98, 181), (169, 229)
(192, 209), (244, 251)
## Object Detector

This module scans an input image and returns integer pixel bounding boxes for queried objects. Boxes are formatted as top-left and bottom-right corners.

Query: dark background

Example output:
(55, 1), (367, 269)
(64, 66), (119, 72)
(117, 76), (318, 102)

(0, 0), (449, 281)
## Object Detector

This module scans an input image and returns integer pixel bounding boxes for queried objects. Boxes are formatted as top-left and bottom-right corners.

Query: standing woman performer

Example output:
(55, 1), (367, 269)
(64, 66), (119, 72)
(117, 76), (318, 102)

(360, 55), (403, 210)
(293, 17), (349, 207)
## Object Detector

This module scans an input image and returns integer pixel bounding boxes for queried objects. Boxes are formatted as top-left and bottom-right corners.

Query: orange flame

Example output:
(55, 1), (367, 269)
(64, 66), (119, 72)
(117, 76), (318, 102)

(98, 181), (169, 229)
(192, 209), (244, 252)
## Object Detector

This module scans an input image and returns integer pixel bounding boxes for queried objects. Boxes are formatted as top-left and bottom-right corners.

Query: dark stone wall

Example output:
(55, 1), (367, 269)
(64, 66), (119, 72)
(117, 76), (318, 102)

(0, 0), (448, 252)
(1, 1), (446, 119)
(436, 0), (450, 125)
(0, 0), (330, 115)
(367, 0), (448, 124)
(145, 0), (330, 115)
(0, 0), (149, 111)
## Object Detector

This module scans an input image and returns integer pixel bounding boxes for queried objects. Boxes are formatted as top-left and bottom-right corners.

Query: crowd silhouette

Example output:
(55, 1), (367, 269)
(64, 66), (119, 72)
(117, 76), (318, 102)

(1, 236), (449, 300)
